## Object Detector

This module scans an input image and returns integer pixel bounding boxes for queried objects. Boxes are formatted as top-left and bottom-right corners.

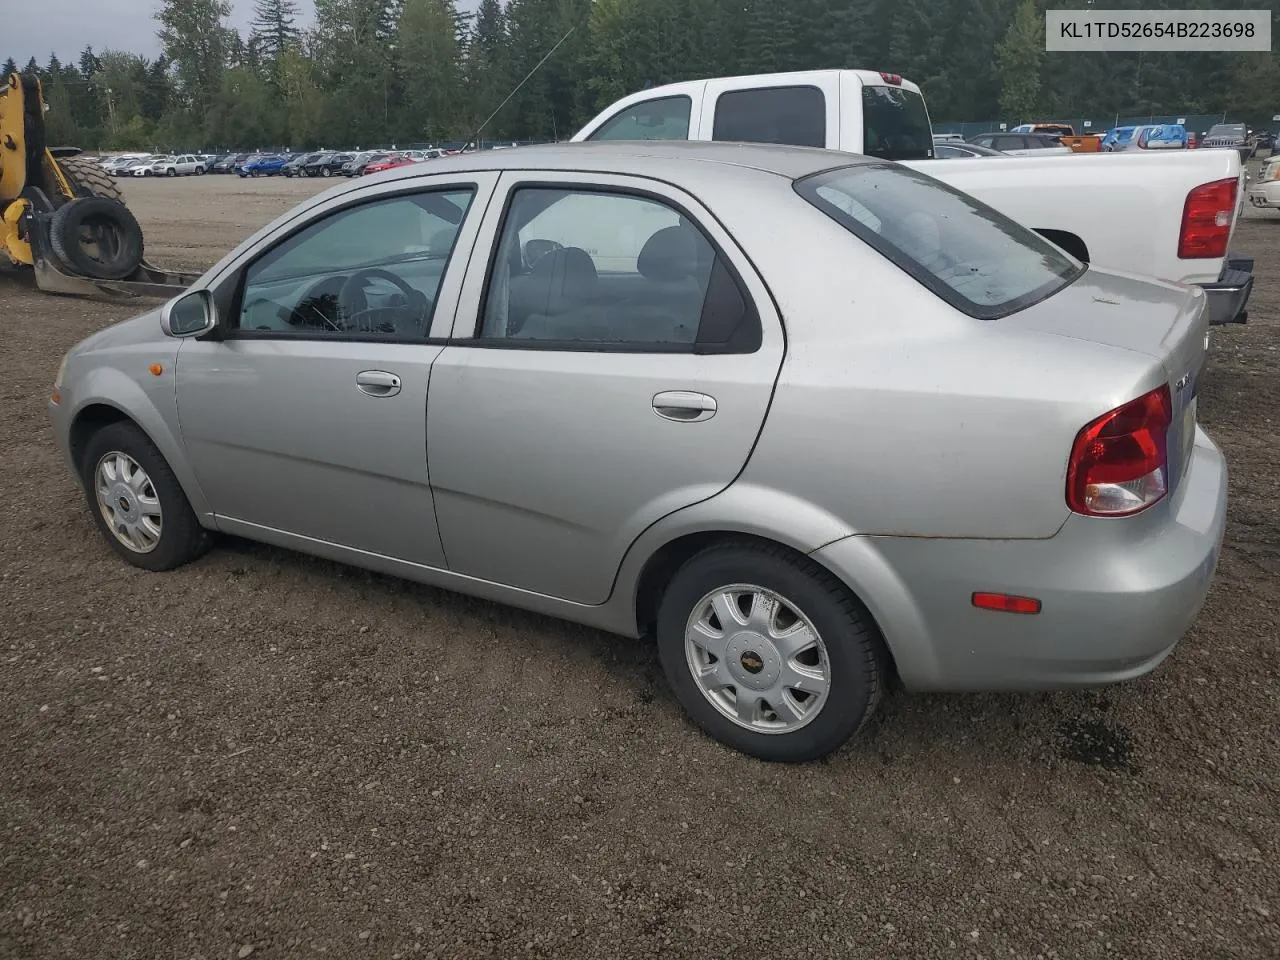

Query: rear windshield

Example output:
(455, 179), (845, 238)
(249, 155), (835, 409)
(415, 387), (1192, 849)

(862, 85), (934, 161)
(795, 163), (1084, 320)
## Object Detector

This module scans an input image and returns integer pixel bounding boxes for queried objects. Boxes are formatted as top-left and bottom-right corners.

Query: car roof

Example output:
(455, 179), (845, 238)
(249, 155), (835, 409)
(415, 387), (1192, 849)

(360, 140), (876, 185)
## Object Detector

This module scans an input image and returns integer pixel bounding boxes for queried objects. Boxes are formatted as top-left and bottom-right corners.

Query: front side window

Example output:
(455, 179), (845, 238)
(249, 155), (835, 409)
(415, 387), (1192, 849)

(480, 186), (757, 350)
(712, 85), (826, 149)
(795, 163), (1084, 320)
(236, 188), (474, 339)
(861, 85), (934, 160)
(589, 96), (692, 142)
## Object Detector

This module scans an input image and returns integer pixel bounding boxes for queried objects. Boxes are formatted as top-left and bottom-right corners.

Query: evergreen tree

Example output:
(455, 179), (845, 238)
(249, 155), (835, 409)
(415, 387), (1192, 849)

(252, 0), (301, 64)
(156, 0), (232, 112)
(996, 0), (1043, 122)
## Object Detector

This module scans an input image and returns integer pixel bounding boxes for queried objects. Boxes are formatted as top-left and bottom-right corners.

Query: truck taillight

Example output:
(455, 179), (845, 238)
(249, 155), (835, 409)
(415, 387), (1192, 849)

(1178, 177), (1237, 258)
(878, 72), (903, 85)
(1066, 386), (1171, 517)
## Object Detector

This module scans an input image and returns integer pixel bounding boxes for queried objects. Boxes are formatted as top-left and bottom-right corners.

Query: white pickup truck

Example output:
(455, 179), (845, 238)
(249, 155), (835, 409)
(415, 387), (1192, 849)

(571, 69), (1254, 325)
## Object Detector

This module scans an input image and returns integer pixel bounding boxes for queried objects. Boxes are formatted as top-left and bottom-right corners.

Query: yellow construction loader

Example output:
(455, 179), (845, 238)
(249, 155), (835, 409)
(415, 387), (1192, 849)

(0, 72), (197, 297)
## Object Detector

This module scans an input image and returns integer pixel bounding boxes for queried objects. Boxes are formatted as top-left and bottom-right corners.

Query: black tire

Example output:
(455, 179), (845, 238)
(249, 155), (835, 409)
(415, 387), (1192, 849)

(655, 542), (886, 762)
(57, 156), (127, 206)
(166, 167), (176, 177)
(49, 195), (144, 280)
(80, 421), (212, 573)
(321, 168), (331, 177)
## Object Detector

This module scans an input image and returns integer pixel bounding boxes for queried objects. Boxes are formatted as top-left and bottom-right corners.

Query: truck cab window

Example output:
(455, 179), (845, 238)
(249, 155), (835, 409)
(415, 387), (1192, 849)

(712, 86), (826, 149)
(589, 95), (692, 141)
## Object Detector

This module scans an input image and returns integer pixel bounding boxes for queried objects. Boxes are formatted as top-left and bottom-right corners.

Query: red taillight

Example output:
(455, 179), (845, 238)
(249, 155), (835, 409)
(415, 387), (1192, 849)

(1178, 177), (1237, 258)
(878, 72), (903, 85)
(1067, 386), (1172, 517)
(972, 592), (1042, 614)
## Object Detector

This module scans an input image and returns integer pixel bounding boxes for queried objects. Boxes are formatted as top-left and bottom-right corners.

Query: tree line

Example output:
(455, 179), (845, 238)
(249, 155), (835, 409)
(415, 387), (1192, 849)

(4, 0), (1278, 152)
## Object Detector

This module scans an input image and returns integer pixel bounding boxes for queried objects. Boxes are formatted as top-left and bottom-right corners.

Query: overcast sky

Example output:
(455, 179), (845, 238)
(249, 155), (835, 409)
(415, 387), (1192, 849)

(7, 0), (481, 66)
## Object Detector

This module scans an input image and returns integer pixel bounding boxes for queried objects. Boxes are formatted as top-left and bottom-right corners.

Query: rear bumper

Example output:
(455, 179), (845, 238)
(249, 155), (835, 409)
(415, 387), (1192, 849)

(1198, 256), (1254, 325)
(1247, 181), (1280, 209)
(812, 427), (1227, 692)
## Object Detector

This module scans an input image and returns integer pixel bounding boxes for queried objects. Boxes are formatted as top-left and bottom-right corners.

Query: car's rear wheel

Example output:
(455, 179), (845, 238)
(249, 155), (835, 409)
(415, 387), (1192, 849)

(321, 168), (331, 177)
(655, 542), (885, 762)
(80, 422), (212, 572)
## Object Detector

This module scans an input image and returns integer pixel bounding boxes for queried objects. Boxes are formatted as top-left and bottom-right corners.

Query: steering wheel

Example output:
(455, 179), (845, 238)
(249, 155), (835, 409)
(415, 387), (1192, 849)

(338, 268), (427, 335)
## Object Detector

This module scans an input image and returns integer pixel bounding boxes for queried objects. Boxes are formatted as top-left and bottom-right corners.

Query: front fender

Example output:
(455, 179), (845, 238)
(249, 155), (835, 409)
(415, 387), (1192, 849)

(64, 365), (212, 520)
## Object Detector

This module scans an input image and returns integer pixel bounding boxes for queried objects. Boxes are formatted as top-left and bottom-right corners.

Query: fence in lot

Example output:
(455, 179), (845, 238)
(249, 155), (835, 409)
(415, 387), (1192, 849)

(932, 113), (1259, 138)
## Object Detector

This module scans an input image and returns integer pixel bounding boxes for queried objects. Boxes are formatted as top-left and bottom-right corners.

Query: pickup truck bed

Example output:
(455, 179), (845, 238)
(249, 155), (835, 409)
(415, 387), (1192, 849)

(908, 149), (1252, 324)
(572, 69), (1254, 325)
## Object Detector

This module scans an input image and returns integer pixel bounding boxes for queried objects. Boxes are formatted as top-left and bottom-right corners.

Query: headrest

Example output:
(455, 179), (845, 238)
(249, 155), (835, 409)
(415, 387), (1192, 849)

(428, 227), (458, 256)
(526, 246), (598, 315)
(637, 225), (703, 282)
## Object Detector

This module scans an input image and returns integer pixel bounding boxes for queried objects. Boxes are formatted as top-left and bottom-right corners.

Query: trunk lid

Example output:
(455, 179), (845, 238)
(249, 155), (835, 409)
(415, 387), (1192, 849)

(1002, 266), (1208, 493)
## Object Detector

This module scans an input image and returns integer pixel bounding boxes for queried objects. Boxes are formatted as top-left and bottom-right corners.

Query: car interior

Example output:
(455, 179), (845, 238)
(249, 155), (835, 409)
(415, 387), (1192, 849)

(481, 189), (717, 344)
(236, 191), (471, 338)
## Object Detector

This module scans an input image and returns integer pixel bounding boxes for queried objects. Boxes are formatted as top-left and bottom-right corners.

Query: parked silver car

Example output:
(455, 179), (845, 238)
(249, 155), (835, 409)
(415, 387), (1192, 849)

(47, 142), (1227, 762)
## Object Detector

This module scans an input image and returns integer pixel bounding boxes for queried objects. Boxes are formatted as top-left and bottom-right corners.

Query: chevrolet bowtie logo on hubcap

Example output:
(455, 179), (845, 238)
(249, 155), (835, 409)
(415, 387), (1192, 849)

(740, 651), (765, 674)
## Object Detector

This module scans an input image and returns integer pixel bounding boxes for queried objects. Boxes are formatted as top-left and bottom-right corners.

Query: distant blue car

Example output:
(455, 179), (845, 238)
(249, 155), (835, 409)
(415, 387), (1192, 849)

(240, 155), (288, 177)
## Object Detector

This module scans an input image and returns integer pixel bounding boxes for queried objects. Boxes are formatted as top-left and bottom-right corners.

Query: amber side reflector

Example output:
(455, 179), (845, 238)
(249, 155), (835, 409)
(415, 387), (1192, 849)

(50, 391), (60, 405)
(972, 592), (1042, 615)
(149, 363), (163, 376)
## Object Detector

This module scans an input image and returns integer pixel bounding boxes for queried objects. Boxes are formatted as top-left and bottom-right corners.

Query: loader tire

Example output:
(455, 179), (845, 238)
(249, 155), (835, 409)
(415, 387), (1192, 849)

(49, 196), (145, 281)
(56, 156), (128, 207)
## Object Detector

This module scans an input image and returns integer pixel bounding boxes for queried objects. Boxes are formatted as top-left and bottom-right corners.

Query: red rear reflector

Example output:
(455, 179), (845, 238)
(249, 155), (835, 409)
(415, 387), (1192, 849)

(1178, 177), (1237, 258)
(972, 592), (1041, 614)
(1066, 385), (1172, 517)
(879, 72), (903, 85)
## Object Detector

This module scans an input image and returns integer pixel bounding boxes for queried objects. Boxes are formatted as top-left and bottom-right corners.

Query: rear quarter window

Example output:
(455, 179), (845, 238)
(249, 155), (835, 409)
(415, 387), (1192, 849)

(711, 85), (826, 148)
(795, 163), (1084, 320)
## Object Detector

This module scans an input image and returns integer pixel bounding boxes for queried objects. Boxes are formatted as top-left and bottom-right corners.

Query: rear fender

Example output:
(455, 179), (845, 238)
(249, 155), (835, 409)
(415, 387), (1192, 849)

(605, 484), (857, 630)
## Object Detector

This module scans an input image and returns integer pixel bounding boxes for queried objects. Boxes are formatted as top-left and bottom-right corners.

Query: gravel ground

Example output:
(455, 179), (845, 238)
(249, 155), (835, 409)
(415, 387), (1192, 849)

(1, 171), (1277, 960)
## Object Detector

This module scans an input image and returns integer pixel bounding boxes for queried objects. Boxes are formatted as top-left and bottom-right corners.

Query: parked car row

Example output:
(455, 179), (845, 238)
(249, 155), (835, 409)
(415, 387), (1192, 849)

(214, 148), (452, 178)
(937, 122), (1273, 162)
(96, 148), (460, 181)
(100, 153), (211, 177)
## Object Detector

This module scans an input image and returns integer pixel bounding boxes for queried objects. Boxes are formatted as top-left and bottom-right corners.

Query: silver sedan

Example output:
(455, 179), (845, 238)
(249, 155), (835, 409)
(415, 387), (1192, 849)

(47, 141), (1227, 762)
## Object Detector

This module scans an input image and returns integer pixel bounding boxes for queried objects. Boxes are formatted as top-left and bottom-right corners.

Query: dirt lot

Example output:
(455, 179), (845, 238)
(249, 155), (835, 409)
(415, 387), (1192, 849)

(1, 171), (1277, 960)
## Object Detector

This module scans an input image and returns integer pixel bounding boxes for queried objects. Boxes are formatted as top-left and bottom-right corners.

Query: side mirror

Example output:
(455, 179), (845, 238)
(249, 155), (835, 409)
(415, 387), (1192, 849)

(161, 289), (216, 338)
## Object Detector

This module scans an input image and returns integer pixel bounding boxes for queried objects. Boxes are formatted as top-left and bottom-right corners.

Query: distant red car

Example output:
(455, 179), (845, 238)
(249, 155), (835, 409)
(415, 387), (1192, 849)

(362, 155), (417, 175)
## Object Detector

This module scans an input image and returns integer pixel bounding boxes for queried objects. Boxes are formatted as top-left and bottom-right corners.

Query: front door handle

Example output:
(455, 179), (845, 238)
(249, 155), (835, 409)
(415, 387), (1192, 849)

(652, 390), (717, 423)
(356, 370), (402, 398)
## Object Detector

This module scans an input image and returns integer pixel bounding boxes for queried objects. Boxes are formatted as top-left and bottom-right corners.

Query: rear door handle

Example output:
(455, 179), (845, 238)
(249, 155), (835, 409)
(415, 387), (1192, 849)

(652, 391), (717, 423)
(356, 370), (402, 397)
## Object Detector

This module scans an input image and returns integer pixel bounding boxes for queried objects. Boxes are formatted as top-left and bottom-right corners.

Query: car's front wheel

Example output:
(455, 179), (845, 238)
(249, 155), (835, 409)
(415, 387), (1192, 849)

(656, 542), (885, 762)
(80, 422), (212, 572)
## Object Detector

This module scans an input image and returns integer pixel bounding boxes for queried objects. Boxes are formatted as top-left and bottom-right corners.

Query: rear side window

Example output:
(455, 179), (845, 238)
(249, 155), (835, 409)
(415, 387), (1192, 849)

(589, 96), (692, 141)
(861, 85), (934, 160)
(712, 86), (826, 148)
(795, 163), (1084, 320)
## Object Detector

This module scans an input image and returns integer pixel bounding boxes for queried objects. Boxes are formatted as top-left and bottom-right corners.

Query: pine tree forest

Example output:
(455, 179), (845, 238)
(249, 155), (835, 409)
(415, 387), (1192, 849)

(3, 0), (1278, 152)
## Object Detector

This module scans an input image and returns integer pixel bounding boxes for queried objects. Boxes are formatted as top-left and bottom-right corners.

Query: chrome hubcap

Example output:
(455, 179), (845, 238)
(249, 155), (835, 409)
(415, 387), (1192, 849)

(95, 452), (162, 553)
(684, 584), (830, 734)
